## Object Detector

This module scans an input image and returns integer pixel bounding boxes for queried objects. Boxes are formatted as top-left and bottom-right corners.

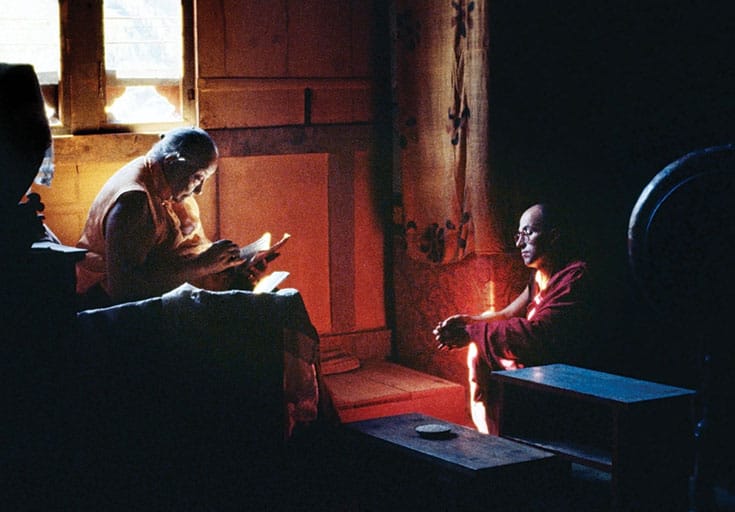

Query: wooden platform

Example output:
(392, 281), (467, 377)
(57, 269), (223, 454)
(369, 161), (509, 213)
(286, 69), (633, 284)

(323, 360), (468, 425)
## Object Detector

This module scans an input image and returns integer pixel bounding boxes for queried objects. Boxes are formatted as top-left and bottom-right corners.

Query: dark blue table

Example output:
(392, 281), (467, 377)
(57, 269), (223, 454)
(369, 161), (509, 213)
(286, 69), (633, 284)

(492, 364), (696, 511)
(345, 412), (569, 511)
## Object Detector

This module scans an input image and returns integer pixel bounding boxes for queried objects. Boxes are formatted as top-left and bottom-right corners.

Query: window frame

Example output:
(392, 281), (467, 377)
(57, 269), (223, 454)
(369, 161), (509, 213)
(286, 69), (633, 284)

(55, 0), (195, 135)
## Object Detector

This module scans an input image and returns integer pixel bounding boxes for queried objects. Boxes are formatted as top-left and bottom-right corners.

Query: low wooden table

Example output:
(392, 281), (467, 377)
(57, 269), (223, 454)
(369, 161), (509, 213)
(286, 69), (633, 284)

(492, 364), (696, 511)
(343, 412), (569, 511)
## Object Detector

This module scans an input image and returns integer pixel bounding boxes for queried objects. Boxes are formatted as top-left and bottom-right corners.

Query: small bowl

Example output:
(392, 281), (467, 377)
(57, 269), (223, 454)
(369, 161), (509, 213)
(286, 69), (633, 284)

(415, 423), (453, 439)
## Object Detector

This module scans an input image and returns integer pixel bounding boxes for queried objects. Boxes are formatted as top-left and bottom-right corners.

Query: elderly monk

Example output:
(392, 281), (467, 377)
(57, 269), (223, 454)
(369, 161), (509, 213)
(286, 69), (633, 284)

(76, 127), (259, 308)
(434, 203), (593, 434)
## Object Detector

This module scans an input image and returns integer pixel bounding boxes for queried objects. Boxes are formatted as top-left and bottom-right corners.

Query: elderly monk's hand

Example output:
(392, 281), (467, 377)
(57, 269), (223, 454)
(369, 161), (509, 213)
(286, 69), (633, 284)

(244, 256), (269, 287)
(433, 314), (472, 350)
(199, 239), (243, 274)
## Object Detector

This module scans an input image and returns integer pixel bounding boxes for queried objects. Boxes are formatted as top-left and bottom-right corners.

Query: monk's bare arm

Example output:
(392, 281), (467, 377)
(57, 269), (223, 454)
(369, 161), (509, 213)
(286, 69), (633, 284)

(104, 192), (241, 301)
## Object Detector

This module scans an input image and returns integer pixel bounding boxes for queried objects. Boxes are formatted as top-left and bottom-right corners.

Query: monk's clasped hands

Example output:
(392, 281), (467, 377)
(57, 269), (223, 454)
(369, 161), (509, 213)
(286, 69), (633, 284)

(433, 315), (471, 351)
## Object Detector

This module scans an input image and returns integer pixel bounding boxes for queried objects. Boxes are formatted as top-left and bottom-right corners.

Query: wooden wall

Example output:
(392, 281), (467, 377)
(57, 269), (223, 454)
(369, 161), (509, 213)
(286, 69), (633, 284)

(194, 0), (389, 336)
(195, 0), (374, 129)
(33, 0), (391, 340)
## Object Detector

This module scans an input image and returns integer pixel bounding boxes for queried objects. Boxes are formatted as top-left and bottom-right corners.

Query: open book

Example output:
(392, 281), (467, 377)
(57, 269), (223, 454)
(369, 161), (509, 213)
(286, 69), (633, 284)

(239, 232), (291, 293)
(239, 232), (290, 265)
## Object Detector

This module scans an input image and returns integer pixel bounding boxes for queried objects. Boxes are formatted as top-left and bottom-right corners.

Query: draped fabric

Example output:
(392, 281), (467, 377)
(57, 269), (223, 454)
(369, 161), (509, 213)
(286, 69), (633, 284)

(75, 284), (332, 443)
(394, 0), (504, 263)
(66, 285), (335, 507)
(159, 284), (327, 438)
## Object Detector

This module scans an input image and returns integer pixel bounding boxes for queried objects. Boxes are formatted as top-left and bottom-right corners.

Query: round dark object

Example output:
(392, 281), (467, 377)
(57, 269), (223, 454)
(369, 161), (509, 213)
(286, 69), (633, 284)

(628, 144), (735, 324)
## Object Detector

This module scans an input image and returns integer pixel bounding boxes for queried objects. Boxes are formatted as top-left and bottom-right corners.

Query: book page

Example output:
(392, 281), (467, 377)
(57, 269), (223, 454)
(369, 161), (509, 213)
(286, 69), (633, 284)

(239, 232), (272, 262)
(244, 232), (291, 266)
(253, 271), (290, 294)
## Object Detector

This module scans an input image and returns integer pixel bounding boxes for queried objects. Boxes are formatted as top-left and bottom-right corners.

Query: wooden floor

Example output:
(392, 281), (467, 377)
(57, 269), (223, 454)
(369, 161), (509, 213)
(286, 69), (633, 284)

(300, 460), (735, 512)
(286, 460), (733, 512)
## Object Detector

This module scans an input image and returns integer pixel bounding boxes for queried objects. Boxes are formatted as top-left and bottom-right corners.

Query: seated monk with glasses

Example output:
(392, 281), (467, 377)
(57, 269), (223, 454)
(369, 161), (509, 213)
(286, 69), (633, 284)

(434, 203), (594, 434)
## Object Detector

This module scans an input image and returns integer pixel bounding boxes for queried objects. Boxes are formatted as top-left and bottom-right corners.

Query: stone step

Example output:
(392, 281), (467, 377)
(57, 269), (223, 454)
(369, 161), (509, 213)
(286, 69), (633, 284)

(323, 360), (469, 426)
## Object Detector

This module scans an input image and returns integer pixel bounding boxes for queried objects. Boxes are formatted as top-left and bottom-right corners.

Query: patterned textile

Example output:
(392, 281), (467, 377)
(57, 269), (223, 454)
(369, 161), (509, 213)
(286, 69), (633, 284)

(394, 0), (503, 263)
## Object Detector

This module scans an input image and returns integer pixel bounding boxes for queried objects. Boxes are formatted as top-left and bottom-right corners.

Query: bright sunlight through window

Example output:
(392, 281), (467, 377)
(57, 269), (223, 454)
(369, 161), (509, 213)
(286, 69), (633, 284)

(0, 0), (60, 123)
(0, 0), (184, 127)
(104, 0), (183, 123)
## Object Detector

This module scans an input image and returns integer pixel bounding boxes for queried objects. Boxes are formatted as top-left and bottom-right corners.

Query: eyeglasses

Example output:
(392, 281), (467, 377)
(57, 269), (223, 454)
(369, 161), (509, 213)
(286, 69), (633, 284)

(513, 227), (537, 244)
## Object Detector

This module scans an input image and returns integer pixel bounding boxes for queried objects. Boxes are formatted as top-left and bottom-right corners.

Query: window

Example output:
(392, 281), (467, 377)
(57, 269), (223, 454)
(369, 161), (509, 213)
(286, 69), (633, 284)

(0, 0), (194, 134)
(104, 0), (185, 124)
(0, 0), (61, 124)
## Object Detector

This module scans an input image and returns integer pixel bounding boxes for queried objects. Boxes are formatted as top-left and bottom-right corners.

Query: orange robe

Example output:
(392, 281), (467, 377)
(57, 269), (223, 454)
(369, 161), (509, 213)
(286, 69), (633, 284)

(76, 156), (210, 299)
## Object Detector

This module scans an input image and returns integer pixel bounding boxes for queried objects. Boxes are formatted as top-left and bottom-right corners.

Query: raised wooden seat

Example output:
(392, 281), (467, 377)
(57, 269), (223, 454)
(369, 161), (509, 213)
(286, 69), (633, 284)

(323, 360), (468, 425)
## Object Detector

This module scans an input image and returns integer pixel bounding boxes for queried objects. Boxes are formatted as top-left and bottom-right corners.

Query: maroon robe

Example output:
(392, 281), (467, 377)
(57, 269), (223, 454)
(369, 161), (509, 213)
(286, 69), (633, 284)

(467, 260), (592, 371)
(466, 259), (592, 433)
